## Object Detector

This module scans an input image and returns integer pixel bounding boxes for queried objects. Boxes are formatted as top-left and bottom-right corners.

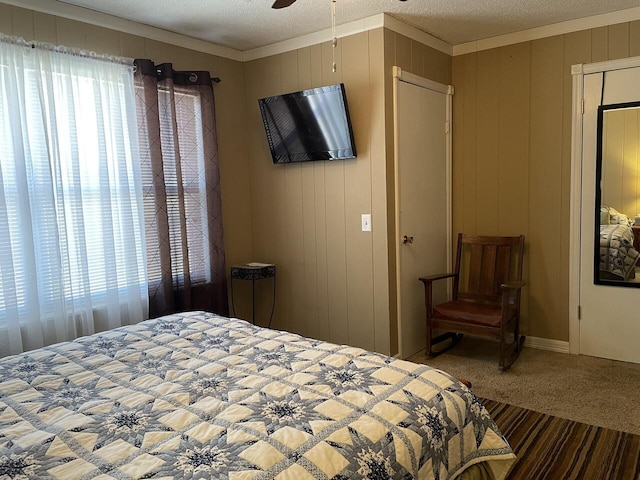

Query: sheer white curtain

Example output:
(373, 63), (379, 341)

(0, 35), (148, 356)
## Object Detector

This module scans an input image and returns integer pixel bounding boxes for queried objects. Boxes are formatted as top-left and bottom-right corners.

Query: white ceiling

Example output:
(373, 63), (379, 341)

(58, 0), (640, 51)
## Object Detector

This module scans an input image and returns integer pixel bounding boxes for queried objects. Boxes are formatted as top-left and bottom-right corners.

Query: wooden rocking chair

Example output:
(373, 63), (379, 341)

(419, 234), (526, 371)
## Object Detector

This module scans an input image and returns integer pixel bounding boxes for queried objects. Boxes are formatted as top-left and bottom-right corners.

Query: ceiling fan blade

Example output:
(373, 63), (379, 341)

(272, 0), (297, 8)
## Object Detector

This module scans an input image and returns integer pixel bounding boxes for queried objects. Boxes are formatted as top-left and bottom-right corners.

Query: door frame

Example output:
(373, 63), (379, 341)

(393, 66), (453, 358)
(569, 55), (640, 355)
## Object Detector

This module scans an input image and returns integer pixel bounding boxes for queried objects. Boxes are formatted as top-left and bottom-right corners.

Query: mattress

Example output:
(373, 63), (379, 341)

(0, 311), (515, 479)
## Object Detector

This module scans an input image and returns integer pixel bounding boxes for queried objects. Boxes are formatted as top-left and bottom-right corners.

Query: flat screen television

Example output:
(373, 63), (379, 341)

(258, 83), (357, 164)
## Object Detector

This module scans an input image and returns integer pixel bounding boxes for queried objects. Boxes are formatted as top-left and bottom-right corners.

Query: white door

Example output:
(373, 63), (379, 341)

(579, 66), (640, 364)
(394, 68), (451, 359)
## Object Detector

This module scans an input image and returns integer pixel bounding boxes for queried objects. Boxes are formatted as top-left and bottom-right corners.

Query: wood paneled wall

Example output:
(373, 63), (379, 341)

(602, 108), (640, 219)
(243, 30), (390, 353)
(452, 21), (640, 341)
(0, 3), (253, 296)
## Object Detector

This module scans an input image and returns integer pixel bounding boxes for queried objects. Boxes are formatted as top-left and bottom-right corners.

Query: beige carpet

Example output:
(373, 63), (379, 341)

(408, 337), (640, 436)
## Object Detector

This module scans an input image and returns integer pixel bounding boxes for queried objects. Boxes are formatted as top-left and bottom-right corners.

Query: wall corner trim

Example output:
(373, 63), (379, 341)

(382, 14), (453, 56)
(525, 336), (571, 354)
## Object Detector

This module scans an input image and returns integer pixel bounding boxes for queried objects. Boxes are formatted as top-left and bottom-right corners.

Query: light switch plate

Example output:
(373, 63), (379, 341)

(361, 214), (372, 232)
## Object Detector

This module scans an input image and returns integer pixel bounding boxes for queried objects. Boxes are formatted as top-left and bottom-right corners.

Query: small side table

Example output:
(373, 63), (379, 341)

(230, 263), (276, 327)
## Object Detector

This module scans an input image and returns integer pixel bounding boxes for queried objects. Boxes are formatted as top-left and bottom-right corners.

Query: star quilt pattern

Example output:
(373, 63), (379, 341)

(0, 311), (515, 479)
(600, 224), (640, 280)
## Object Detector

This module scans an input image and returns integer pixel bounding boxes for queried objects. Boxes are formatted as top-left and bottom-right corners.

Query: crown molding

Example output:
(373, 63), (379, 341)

(454, 6), (640, 56)
(242, 14), (385, 62)
(5, 0), (640, 62)
(0, 0), (243, 61)
(3, 1), (452, 63)
(243, 13), (452, 62)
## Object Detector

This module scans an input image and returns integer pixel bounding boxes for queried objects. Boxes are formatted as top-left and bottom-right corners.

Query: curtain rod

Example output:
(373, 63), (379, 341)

(0, 34), (133, 67)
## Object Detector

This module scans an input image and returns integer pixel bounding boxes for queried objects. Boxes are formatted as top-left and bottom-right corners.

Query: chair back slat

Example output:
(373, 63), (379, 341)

(480, 245), (497, 296)
(495, 245), (511, 291)
(467, 244), (484, 293)
(455, 234), (524, 304)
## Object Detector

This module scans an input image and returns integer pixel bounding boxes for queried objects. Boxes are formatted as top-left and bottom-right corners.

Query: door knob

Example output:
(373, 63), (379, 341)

(402, 235), (414, 244)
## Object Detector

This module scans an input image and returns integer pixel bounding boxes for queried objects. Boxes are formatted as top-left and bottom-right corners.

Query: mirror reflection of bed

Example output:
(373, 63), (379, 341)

(598, 106), (640, 285)
(599, 205), (640, 282)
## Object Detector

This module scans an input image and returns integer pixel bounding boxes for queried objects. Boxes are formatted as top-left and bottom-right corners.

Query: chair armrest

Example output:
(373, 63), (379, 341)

(500, 280), (526, 291)
(419, 273), (456, 284)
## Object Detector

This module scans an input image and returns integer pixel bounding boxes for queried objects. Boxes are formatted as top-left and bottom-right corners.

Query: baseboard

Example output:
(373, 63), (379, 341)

(524, 336), (570, 354)
(393, 336), (570, 358)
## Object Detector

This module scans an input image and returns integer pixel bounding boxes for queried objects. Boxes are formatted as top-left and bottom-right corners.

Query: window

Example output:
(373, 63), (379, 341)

(138, 85), (212, 287)
(0, 36), (147, 354)
(161, 88), (211, 284)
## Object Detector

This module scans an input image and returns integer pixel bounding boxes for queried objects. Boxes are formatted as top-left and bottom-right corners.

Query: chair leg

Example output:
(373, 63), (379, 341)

(426, 317), (434, 357)
(515, 317), (523, 353)
(499, 335), (525, 371)
(498, 321), (525, 371)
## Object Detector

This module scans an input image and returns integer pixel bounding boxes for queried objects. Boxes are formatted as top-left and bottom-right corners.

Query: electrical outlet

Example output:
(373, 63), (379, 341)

(361, 214), (372, 232)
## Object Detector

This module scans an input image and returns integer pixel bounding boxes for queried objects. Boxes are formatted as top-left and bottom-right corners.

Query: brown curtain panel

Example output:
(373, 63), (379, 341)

(134, 59), (228, 318)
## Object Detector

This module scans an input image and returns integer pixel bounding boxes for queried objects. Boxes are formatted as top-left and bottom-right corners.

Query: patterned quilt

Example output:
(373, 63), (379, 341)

(600, 224), (639, 280)
(0, 311), (515, 479)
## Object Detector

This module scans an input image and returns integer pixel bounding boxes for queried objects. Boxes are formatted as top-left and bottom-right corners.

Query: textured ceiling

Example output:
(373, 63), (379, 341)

(59, 0), (639, 51)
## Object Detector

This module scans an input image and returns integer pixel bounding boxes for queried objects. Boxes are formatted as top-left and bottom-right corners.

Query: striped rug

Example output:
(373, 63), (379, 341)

(481, 398), (640, 480)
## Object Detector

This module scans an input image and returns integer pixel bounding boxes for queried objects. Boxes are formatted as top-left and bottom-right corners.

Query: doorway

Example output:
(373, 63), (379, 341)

(571, 59), (640, 364)
(393, 67), (452, 359)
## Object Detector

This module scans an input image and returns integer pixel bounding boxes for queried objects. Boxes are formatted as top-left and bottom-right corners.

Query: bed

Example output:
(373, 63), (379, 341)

(0, 311), (515, 479)
(600, 206), (640, 281)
